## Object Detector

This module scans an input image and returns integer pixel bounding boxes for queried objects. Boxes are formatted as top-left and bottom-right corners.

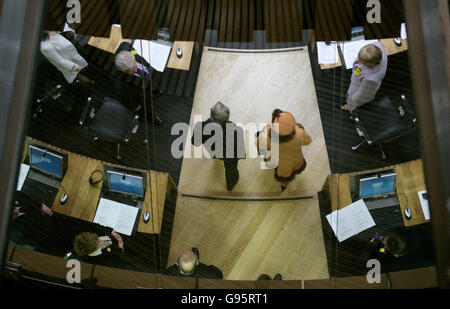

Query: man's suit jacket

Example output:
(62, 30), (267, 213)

(113, 42), (153, 107)
(191, 119), (246, 161)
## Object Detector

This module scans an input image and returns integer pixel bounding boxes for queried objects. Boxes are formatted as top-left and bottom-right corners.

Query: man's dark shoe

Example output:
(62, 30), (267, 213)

(192, 247), (200, 260)
(274, 274), (282, 280)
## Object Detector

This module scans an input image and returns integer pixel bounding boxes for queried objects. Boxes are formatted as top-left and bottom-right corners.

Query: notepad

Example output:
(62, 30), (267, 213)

(93, 198), (139, 236)
(132, 40), (172, 72)
(16, 163), (30, 191)
(326, 199), (376, 242)
(317, 41), (340, 65)
(339, 40), (379, 70)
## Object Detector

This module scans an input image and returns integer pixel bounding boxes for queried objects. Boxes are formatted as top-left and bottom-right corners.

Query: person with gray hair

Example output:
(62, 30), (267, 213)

(191, 102), (246, 191)
(210, 101), (230, 124)
(166, 248), (223, 279)
(342, 41), (388, 112)
(113, 42), (163, 125)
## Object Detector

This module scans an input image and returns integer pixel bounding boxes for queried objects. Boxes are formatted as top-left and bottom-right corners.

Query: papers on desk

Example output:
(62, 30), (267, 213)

(339, 40), (379, 70)
(93, 198), (139, 236)
(326, 199), (376, 243)
(417, 190), (430, 220)
(317, 41), (340, 65)
(16, 163), (30, 191)
(132, 40), (172, 72)
(401, 23), (408, 40)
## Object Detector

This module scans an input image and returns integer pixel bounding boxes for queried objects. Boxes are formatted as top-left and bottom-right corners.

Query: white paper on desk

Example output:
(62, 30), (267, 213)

(317, 41), (340, 65)
(132, 40), (171, 72)
(339, 40), (379, 70)
(417, 190), (430, 220)
(16, 163), (30, 191)
(326, 199), (376, 243)
(401, 23), (407, 40)
(93, 198), (139, 236)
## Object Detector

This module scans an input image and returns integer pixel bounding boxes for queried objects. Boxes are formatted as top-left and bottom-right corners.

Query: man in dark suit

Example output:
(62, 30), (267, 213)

(191, 102), (246, 191)
(166, 248), (223, 279)
(114, 41), (163, 125)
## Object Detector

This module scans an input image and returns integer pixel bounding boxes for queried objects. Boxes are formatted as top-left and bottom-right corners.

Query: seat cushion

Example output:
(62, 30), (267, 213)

(354, 97), (408, 143)
(88, 97), (135, 142)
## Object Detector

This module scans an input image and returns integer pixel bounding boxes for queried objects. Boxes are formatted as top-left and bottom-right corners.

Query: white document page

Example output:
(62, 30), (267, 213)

(17, 163), (30, 191)
(326, 199), (376, 243)
(317, 41), (340, 65)
(132, 40), (172, 72)
(93, 198), (139, 236)
(339, 40), (379, 69)
(401, 23), (407, 40)
(417, 190), (430, 220)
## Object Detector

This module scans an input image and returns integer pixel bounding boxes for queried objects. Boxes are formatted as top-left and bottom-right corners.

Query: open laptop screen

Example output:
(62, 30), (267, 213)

(29, 145), (64, 179)
(107, 171), (144, 197)
(359, 173), (396, 199)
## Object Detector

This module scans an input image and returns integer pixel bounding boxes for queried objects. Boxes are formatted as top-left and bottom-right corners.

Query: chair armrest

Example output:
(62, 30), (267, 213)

(124, 115), (140, 142)
(79, 97), (92, 127)
(398, 95), (417, 125)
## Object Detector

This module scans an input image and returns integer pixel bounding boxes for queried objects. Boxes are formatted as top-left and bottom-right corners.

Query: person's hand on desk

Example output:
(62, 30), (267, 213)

(41, 203), (54, 216)
(111, 231), (124, 249)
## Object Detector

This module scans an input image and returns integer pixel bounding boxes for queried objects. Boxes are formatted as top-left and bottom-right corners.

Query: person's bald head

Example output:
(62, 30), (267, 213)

(177, 249), (199, 275)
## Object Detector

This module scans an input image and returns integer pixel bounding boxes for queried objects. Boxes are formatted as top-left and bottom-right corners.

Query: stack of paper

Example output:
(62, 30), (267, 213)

(339, 40), (379, 70)
(317, 41), (340, 65)
(417, 190), (430, 220)
(16, 163), (30, 191)
(326, 199), (376, 242)
(93, 198), (139, 236)
(132, 40), (172, 72)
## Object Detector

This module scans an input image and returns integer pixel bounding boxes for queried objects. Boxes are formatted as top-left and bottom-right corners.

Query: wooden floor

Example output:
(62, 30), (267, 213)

(167, 195), (329, 280)
(178, 46), (331, 197)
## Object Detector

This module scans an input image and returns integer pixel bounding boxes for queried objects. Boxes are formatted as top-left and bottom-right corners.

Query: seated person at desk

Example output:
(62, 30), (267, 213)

(114, 42), (163, 125)
(342, 42), (388, 112)
(368, 225), (435, 273)
(40, 30), (94, 85)
(166, 248), (223, 279)
(71, 229), (124, 266)
(9, 192), (53, 251)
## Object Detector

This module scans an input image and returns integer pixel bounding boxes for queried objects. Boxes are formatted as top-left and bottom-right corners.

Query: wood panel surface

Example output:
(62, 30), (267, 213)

(88, 25), (131, 54)
(10, 247), (94, 281)
(388, 266), (438, 289)
(93, 265), (158, 289)
(329, 159), (429, 227)
(168, 195), (329, 280)
(304, 274), (388, 289)
(178, 47), (331, 197)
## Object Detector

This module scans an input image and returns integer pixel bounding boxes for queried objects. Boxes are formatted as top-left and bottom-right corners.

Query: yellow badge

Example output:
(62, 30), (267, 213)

(355, 67), (362, 76)
(130, 50), (137, 55)
(379, 248), (386, 253)
(107, 247), (111, 252)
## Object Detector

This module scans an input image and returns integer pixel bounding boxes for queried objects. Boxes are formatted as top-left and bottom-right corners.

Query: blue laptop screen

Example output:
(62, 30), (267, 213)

(108, 171), (144, 196)
(360, 174), (396, 198)
(29, 146), (63, 178)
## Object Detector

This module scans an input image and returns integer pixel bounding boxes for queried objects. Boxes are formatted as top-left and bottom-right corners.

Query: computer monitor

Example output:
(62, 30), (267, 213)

(28, 144), (67, 179)
(359, 172), (397, 199)
(106, 169), (146, 198)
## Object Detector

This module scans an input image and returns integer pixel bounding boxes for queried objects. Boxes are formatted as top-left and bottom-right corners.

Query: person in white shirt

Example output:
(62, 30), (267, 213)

(40, 31), (93, 84)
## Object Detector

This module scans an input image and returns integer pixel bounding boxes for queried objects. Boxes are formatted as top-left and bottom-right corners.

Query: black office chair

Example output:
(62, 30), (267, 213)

(79, 97), (140, 160)
(350, 95), (417, 160)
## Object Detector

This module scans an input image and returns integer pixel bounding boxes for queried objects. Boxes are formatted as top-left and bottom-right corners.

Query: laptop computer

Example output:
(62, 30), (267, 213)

(350, 169), (404, 238)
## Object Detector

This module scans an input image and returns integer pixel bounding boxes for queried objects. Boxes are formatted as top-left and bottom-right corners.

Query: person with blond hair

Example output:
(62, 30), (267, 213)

(342, 42), (388, 112)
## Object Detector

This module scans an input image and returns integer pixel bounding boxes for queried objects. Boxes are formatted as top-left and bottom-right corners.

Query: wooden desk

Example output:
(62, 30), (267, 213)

(88, 25), (131, 54)
(167, 41), (194, 71)
(320, 38), (408, 70)
(25, 137), (175, 234)
(327, 159), (429, 227)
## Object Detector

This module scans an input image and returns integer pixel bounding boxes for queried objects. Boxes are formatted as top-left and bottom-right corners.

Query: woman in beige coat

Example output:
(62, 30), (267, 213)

(256, 109), (312, 191)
